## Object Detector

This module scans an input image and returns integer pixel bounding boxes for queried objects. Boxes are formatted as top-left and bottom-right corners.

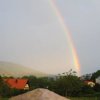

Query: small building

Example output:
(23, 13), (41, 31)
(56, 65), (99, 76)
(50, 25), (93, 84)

(96, 76), (100, 84)
(4, 78), (29, 90)
(84, 80), (95, 87)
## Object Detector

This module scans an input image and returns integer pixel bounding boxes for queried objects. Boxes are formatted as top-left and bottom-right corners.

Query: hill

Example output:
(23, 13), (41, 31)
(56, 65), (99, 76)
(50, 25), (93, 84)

(0, 61), (47, 77)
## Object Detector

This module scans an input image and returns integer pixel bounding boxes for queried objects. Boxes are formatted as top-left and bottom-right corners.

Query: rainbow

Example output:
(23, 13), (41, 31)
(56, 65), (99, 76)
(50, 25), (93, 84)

(48, 0), (81, 75)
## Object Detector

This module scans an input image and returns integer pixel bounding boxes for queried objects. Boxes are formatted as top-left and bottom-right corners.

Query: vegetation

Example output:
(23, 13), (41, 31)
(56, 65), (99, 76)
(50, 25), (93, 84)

(0, 76), (11, 97)
(70, 97), (100, 100)
(91, 70), (100, 81)
(53, 70), (83, 96)
(0, 69), (100, 99)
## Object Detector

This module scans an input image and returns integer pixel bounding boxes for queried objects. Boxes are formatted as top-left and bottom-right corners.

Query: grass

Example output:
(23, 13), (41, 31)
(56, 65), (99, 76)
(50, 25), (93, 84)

(69, 97), (100, 100)
(0, 98), (8, 100)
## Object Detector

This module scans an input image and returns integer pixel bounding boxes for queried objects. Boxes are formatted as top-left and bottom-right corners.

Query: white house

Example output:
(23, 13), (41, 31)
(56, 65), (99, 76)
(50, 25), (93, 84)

(96, 76), (100, 84)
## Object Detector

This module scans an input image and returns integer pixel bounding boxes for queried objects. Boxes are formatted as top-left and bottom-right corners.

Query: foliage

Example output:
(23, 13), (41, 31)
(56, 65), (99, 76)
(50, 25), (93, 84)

(81, 84), (95, 96)
(1, 70), (100, 98)
(94, 83), (100, 92)
(91, 70), (100, 81)
(22, 75), (38, 90)
(70, 97), (100, 100)
(54, 69), (83, 96)
(0, 76), (11, 97)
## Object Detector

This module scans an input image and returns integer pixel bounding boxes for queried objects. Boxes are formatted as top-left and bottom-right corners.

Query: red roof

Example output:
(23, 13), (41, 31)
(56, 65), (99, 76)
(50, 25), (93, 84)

(4, 79), (28, 89)
(84, 80), (94, 84)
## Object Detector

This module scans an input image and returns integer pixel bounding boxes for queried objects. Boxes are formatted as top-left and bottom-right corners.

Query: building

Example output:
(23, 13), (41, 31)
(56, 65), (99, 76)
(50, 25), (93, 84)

(84, 80), (95, 87)
(96, 76), (100, 84)
(4, 78), (29, 90)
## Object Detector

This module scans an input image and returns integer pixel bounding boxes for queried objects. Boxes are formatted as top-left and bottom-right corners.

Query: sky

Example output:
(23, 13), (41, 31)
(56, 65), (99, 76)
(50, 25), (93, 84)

(0, 0), (100, 75)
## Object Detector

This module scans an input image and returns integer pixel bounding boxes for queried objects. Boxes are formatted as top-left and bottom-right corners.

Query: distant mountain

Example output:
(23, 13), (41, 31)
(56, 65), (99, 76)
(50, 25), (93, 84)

(0, 61), (47, 77)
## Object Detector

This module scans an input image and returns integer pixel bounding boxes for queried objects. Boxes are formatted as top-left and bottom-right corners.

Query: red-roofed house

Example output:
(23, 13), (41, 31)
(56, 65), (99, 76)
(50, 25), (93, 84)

(4, 79), (29, 90)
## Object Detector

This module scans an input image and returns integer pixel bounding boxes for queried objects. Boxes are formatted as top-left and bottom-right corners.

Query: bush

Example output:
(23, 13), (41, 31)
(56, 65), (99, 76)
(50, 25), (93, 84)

(81, 84), (95, 94)
(94, 83), (100, 92)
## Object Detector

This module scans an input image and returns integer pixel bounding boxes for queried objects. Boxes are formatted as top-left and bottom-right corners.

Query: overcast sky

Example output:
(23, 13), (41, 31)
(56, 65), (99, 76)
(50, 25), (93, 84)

(0, 0), (100, 75)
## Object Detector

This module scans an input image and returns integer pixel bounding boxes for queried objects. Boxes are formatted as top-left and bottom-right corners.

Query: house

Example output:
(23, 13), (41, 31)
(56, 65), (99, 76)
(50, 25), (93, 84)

(4, 78), (29, 90)
(96, 76), (100, 84)
(84, 80), (95, 87)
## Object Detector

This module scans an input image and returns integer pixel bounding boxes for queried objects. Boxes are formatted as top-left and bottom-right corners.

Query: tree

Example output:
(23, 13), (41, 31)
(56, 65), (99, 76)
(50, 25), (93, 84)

(55, 69), (83, 96)
(36, 77), (49, 88)
(91, 70), (100, 81)
(0, 76), (12, 97)
(22, 75), (38, 90)
(81, 84), (95, 96)
(94, 83), (100, 92)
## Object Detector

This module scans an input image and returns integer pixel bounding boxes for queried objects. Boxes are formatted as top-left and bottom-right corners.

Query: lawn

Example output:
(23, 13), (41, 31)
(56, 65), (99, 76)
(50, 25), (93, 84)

(70, 97), (100, 100)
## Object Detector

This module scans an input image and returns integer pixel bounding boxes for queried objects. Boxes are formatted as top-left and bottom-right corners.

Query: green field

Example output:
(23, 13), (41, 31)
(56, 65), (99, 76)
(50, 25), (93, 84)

(70, 97), (100, 100)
